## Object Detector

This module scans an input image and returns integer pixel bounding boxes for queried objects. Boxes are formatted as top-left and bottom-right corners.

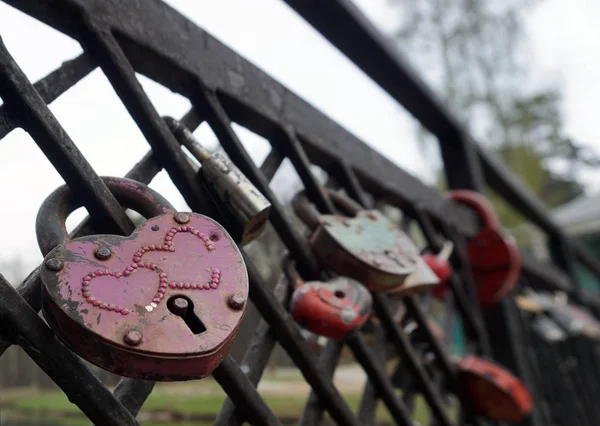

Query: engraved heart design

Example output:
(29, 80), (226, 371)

(80, 224), (223, 314)
(41, 212), (248, 380)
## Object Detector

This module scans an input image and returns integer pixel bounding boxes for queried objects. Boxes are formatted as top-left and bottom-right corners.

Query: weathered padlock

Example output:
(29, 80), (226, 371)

(36, 177), (248, 381)
(404, 319), (532, 423)
(286, 262), (372, 341)
(448, 190), (521, 307)
(292, 189), (437, 294)
(457, 355), (533, 423)
(164, 117), (272, 245)
(422, 241), (453, 299)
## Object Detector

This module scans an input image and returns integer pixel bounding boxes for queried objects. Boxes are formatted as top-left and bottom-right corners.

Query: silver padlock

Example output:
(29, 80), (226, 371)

(165, 117), (272, 245)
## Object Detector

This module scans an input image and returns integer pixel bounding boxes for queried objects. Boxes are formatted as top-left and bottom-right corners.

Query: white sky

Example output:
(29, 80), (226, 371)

(0, 0), (599, 280)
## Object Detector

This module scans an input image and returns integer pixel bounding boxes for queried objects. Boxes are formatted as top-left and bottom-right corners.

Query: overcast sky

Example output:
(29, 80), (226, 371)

(0, 0), (599, 280)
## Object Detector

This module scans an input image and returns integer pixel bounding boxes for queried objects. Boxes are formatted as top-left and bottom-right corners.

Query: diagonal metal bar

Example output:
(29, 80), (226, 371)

(77, 17), (219, 219)
(0, 52), (96, 139)
(259, 148), (285, 182)
(190, 85), (321, 278)
(372, 294), (453, 426)
(335, 159), (371, 209)
(0, 274), (139, 426)
(212, 356), (284, 426)
(0, 36), (134, 236)
(347, 332), (415, 426)
(243, 253), (360, 426)
(297, 340), (343, 426)
(214, 273), (292, 426)
(275, 128), (336, 213)
(357, 324), (388, 426)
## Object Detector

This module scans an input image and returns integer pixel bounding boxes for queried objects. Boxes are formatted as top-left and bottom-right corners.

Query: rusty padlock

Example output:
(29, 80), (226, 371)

(165, 117), (272, 245)
(405, 321), (533, 423)
(36, 177), (248, 381)
(448, 190), (521, 307)
(422, 241), (453, 299)
(286, 262), (372, 341)
(292, 189), (436, 294)
(457, 355), (533, 423)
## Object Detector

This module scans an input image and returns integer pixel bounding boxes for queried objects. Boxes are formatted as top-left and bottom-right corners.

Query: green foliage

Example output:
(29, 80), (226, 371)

(0, 384), (425, 425)
(393, 0), (594, 232)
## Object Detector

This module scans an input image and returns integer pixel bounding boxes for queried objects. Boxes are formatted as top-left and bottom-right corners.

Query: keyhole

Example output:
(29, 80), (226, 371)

(167, 296), (207, 335)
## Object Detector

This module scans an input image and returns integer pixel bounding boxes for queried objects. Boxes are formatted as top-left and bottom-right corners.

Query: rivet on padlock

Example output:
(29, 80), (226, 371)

(164, 117), (272, 245)
(292, 189), (435, 293)
(448, 190), (521, 307)
(457, 355), (533, 423)
(36, 177), (249, 381)
(286, 262), (373, 341)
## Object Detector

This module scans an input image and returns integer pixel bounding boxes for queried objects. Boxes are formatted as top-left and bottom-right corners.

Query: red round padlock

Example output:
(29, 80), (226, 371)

(458, 356), (533, 422)
(448, 190), (521, 307)
(423, 253), (452, 299)
(290, 276), (373, 341)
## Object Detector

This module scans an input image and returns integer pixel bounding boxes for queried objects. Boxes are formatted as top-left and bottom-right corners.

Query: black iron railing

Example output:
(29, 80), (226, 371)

(0, 1), (599, 425)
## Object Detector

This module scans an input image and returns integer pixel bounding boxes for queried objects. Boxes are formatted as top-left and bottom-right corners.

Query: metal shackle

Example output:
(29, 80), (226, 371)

(36, 176), (176, 257)
(291, 188), (364, 231)
(447, 190), (500, 231)
(164, 116), (272, 245)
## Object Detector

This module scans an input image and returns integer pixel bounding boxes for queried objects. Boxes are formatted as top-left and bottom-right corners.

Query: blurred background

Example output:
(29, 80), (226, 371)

(1, 0), (600, 425)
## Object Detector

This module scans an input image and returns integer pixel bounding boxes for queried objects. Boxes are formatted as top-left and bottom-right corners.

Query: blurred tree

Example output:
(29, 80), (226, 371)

(390, 0), (597, 226)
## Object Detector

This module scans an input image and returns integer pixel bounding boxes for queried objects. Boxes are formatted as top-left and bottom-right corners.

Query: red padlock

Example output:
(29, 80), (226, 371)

(409, 321), (532, 423)
(422, 241), (453, 299)
(458, 356), (533, 423)
(448, 190), (521, 307)
(287, 264), (373, 341)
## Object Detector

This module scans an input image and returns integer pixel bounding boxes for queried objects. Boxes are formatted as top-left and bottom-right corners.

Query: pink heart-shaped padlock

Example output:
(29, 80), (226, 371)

(40, 212), (248, 381)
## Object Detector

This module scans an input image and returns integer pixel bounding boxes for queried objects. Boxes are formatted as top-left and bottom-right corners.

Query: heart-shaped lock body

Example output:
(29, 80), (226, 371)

(293, 190), (434, 293)
(290, 276), (372, 341)
(448, 190), (521, 307)
(458, 356), (533, 423)
(40, 212), (248, 381)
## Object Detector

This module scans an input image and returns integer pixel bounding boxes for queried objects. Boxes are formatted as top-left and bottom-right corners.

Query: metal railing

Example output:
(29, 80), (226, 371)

(0, 1), (599, 425)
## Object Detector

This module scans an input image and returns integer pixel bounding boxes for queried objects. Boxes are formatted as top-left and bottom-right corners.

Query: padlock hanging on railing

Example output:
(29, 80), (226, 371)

(516, 289), (600, 341)
(291, 188), (439, 294)
(457, 355), (533, 423)
(36, 177), (249, 381)
(164, 117), (272, 245)
(447, 190), (521, 307)
(285, 260), (372, 341)
(409, 321), (534, 423)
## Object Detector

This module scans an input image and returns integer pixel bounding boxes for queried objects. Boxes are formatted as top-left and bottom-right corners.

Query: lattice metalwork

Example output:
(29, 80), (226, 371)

(0, 1), (599, 426)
